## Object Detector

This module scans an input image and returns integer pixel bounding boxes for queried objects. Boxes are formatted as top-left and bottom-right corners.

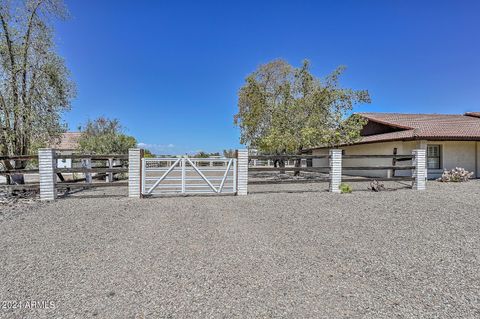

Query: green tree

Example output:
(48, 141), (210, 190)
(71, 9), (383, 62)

(77, 117), (137, 154)
(143, 148), (155, 158)
(223, 149), (236, 158)
(0, 0), (75, 162)
(234, 59), (370, 154)
(192, 151), (220, 158)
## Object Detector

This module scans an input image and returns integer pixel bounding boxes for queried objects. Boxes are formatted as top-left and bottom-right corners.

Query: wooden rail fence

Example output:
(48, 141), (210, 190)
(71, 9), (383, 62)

(1, 152), (129, 193)
(247, 151), (425, 191)
(1, 148), (427, 199)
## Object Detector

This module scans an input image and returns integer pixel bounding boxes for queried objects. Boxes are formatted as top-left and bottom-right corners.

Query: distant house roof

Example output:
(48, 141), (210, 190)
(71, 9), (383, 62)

(50, 132), (82, 150)
(307, 112), (480, 150)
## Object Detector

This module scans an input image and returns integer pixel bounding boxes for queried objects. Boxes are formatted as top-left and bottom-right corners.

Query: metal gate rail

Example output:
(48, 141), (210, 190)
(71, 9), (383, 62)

(141, 157), (237, 195)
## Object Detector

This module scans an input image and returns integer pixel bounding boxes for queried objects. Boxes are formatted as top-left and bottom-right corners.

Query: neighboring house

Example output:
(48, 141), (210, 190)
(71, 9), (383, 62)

(0, 132), (82, 184)
(308, 112), (480, 179)
(51, 132), (82, 150)
(50, 132), (82, 168)
(49, 132), (118, 182)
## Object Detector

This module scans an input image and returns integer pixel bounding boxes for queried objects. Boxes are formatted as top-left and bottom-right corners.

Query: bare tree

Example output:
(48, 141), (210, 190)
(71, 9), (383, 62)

(0, 0), (75, 174)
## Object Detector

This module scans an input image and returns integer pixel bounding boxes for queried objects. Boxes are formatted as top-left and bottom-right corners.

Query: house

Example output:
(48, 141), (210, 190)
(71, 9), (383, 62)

(49, 132), (120, 182)
(309, 112), (480, 179)
(51, 132), (82, 150)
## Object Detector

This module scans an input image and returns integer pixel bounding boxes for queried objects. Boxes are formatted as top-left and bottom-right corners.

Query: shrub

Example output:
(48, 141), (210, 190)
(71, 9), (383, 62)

(339, 183), (353, 193)
(368, 180), (385, 192)
(437, 167), (474, 182)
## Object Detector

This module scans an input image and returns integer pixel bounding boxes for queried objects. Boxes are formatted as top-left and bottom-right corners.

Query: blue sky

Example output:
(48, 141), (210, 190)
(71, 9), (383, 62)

(57, 0), (480, 154)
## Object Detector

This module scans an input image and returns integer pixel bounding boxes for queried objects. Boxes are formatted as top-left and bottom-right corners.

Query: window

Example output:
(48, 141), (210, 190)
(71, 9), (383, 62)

(427, 145), (441, 169)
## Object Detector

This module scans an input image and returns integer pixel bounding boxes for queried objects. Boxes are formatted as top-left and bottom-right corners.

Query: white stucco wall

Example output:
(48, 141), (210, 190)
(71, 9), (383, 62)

(422, 141), (477, 179)
(477, 142), (480, 178)
(312, 140), (478, 179)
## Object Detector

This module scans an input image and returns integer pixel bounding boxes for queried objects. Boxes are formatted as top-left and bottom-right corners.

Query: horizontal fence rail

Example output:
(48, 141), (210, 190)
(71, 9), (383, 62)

(249, 154), (414, 160)
(341, 177), (414, 182)
(0, 183), (41, 190)
(341, 154), (413, 159)
(55, 167), (128, 174)
(55, 154), (129, 160)
(249, 166), (415, 171)
(1, 181), (129, 190)
(0, 169), (39, 175)
(56, 181), (128, 188)
(250, 155), (328, 160)
(0, 155), (38, 161)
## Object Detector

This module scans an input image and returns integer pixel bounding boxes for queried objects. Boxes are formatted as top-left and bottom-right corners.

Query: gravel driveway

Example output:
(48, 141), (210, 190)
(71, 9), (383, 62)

(1, 181), (479, 318)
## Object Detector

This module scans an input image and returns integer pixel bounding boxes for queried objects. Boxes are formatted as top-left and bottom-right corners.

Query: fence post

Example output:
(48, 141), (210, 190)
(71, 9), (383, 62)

(237, 149), (248, 195)
(81, 158), (92, 183)
(38, 148), (57, 201)
(329, 149), (342, 193)
(181, 157), (186, 194)
(128, 148), (143, 198)
(106, 157), (113, 182)
(412, 149), (427, 190)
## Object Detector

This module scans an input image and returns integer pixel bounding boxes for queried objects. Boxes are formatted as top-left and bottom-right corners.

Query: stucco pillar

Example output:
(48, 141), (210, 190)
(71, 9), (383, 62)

(128, 148), (143, 198)
(236, 149), (248, 195)
(329, 149), (342, 193)
(412, 149), (427, 190)
(38, 148), (57, 201)
(418, 140), (428, 150)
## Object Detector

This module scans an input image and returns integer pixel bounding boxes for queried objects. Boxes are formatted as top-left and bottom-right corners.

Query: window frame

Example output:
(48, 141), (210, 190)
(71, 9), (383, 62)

(426, 144), (442, 170)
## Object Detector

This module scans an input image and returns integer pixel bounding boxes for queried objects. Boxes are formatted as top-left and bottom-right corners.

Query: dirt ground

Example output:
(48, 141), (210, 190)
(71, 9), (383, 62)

(1, 180), (479, 318)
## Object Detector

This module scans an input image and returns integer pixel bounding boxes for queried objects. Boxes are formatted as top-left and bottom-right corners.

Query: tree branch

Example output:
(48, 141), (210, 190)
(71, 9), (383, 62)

(20, 0), (45, 155)
(0, 10), (20, 155)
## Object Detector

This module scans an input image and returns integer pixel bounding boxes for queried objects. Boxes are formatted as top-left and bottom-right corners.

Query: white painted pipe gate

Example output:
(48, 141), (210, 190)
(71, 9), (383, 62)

(141, 157), (237, 196)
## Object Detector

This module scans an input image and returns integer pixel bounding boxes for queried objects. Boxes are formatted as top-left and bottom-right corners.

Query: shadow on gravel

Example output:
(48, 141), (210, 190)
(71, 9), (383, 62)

(57, 187), (127, 199)
(248, 188), (328, 194)
(248, 180), (412, 195)
(58, 194), (126, 199)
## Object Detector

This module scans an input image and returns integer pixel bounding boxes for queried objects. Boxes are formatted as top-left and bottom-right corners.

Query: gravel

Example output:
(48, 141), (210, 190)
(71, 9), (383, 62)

(1, 181), (479, 318)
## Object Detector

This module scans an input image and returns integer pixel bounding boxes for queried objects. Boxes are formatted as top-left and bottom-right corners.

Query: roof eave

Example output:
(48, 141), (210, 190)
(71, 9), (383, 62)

(356, 114), (414, 130)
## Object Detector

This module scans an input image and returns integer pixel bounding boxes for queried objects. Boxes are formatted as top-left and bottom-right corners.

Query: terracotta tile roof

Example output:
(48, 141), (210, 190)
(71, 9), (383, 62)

(304, 112), (480, 151)
(358, 112), (480, 142)
(359, 129), (415, 143)
(50, 132), (82, 150)
(465, 112), (480, 118)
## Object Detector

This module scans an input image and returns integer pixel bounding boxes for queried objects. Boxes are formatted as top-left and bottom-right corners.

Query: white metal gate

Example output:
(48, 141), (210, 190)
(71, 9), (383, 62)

(141, 157), (237, 196)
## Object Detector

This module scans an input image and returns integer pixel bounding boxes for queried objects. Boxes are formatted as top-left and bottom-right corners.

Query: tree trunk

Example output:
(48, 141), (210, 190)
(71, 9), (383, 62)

(293, 148), (303, 176)
(279, 159), (286, 174)
(14, 159), (26, 184)
(293, 158), (301, 176)
(2, 160), (12, 185)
